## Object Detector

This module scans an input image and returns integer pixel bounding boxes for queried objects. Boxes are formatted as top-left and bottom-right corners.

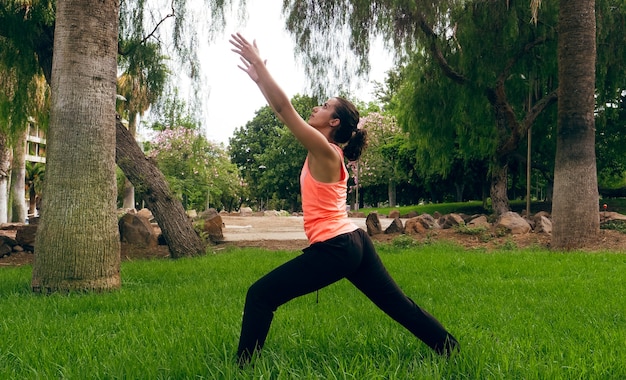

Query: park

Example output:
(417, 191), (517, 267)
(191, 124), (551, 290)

(1, 0), (626, 378)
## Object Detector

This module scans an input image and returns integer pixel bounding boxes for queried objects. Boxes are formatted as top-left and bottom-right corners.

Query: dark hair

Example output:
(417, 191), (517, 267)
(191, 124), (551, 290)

(331, 97), (367, 161)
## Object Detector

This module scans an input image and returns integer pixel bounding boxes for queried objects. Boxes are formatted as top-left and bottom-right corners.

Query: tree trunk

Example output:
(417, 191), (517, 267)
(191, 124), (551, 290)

(387, 179), (396, 208)
(551, 0), (599, 249)
(0, 132), (11, 223)
(122, 112), (138, 209)
(11, 129), (28, 222)
(32, 0), (121, 293)
(115, 116), (206, 258)
(490, 163), (510, 216)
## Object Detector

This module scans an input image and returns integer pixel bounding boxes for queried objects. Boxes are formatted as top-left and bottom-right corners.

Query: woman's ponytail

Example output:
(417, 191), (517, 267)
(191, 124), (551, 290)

(343, 128), (367, 161)
(331, 97), (368, 161)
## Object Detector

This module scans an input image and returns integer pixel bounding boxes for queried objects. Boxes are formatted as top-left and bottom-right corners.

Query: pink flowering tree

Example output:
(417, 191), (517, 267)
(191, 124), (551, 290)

(348, 111), (412, 208)
(146, 126), (242, 211)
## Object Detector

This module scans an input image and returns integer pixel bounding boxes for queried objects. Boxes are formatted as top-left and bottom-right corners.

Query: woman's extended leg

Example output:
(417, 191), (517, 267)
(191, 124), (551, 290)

(346, 229), (458, 355)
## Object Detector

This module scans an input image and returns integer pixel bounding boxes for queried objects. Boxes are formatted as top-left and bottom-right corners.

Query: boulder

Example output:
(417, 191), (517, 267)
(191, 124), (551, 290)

(388, 209), (401, 219)
(118, 213), (158, 247)
(136, 208), (154, 222)
(495, 212), (531, 234)
(467, 215), (490, 229)
(366, 213), (383, 236)
(16, 225), (37, 251)
(201, 209), (224, 243)
(439, 213), (465, 229)
(534, 215), (552, 234)
(384, 217), (404, 234)
(405, 217), (429, 235)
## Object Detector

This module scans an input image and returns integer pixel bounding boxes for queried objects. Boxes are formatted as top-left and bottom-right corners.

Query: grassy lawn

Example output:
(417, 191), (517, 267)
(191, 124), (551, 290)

(1, 242), (625, 379)
(359, 198), (626, 217)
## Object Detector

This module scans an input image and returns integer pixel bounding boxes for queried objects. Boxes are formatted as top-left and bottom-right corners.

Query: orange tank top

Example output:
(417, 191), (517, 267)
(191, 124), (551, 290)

(300, 144), (359, 243)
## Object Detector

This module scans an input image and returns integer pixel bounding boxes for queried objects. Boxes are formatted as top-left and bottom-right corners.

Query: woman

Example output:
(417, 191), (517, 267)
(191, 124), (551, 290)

(229, 33), (458, 365)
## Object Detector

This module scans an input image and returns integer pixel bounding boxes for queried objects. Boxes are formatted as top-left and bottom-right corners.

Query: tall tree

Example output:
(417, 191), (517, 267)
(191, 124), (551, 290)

(116, 42), (169, 209)
(551, 0), (599, 249)
(283, 0), (558, 216)
(229, 94), (314, 211)
(31, 0), (121, 293)
(1, 1), (237, 261)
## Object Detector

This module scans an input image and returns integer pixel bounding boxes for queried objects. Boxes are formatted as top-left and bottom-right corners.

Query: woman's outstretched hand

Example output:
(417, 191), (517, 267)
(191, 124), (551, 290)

(229, 33), (266, 82)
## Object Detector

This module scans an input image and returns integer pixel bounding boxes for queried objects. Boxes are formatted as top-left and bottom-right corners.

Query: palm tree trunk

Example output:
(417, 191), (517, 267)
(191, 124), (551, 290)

(115, 116), (206, 258)
(11, 129), (28, 222)
(122, 112), (138, 209)
(551, 0), (599, 249)
(0, 131), (12, 223)
(32, 0), (121, 293)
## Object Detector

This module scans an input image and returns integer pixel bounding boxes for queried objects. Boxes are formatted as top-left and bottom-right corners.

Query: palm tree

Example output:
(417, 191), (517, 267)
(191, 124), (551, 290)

(32, 0), (121, 293)
(551, 0), (599, 249)
(25, 161), (45, 217)
(116, 42), (168, 208)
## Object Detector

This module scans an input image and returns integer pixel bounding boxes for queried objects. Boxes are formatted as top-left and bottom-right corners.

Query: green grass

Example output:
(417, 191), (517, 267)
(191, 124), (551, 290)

(360, 198), (626, 218)
(2, 243), (626, 379)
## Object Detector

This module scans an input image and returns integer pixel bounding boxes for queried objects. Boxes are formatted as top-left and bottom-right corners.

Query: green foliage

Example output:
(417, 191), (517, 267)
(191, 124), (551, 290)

(454, 224), (487, 236)
(600, 220), (626, 234)
(146, 126), (242, 211)
(390, 234), (419, 249)
(229, 94), (316, 211)
(3, 247), (626, 378)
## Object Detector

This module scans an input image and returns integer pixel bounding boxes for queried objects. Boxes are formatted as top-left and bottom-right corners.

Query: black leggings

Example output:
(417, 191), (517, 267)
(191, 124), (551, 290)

(236, 228), (458, 363)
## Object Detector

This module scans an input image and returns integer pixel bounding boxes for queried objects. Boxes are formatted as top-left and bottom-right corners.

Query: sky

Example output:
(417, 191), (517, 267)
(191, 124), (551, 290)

(178, 0), (394, 146)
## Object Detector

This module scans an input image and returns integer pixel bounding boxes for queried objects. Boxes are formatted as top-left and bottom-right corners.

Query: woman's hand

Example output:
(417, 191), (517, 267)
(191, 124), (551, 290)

(230, 33), (266, 82)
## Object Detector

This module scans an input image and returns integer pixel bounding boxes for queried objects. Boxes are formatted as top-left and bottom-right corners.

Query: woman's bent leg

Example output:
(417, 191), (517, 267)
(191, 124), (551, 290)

(237, 239), (362, 364)
(347, 230), (458, 356)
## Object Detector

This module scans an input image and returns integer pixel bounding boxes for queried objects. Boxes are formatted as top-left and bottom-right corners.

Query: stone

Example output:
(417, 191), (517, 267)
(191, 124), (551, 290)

(495, 212), (531, 234)
(202, 213), (224, 242)
(439, 213), (465, 229)
(467, 215), (490, 229)
(136, 208), (154, 222)
(405, 217), (428, 235)
(384, 217), (404, 234)
(534, 215), (552, 234)
(366, 213), (383, 236)
(118, 213), (158, 247)
(16, 225), (37, 251)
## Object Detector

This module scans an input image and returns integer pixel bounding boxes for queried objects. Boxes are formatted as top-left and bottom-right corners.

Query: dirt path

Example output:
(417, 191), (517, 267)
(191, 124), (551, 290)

(221, 215), (394, 241)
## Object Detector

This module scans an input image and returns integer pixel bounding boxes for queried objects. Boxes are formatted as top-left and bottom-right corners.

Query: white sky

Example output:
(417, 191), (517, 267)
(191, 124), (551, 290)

(181, 0), (394, 146)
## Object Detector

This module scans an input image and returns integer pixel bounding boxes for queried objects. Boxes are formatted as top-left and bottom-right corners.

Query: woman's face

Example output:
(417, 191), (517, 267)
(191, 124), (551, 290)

(308, 98), (340, 129)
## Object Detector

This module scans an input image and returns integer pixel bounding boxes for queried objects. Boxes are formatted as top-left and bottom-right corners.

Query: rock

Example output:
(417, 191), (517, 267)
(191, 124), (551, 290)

(16, 225), (37, 251)
(118, 213), (158, 248)
(388, 209), (401, 219)
(366, 213), (383, 236)
(405, 217), (429, 235)
(417, 213), (439, 229)
(202, 213), (224, 242)
(495, 212), (531, 234)
(467, 215), (490, 229)
(0, 243), (12, 257)
(384, 217), (404, 234)
(439, 213), (465, 229)
(136, 208), (154, 222)
(534, 215), (552, 234)
(240, 207), (253, 216)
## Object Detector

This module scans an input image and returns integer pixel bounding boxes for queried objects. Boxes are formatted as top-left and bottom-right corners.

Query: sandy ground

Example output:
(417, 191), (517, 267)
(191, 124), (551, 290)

(221, 215), (397, 241)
